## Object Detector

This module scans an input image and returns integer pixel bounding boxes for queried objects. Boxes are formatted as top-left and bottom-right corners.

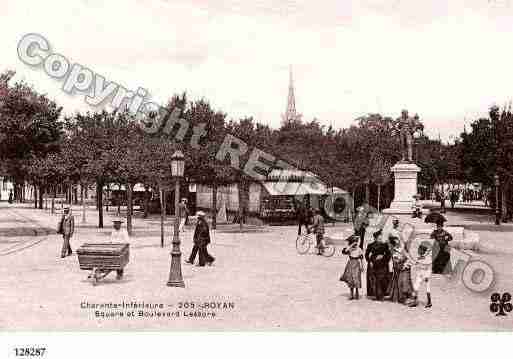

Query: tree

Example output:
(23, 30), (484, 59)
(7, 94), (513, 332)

(0, 70), (63, 201)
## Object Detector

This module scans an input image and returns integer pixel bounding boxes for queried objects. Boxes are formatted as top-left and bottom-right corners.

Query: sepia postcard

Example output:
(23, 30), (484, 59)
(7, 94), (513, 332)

(1, 1), (513, 357)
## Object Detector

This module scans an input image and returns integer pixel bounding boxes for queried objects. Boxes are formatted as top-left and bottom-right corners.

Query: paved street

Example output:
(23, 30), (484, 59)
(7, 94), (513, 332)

(1, 202), (512, 330)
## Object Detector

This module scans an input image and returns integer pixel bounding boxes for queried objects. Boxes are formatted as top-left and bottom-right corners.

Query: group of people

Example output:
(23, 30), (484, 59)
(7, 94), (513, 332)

(339, 217), (453, 308)
(56, 197), (216, 268)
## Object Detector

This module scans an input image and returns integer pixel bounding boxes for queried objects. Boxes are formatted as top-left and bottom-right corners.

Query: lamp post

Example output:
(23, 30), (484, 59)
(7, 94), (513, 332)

(167, 150), (185, 287)
(494, 174), (500, 226)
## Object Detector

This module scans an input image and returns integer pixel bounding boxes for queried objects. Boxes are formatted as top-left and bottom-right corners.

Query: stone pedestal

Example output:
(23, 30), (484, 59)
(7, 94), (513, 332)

(382, 161), (421, 215)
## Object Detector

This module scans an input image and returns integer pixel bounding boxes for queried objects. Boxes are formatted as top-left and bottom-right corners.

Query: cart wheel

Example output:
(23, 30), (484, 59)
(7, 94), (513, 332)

(322, 244), (336, 257)
(116, 269), (123, 280)
(296, 235), (311, 255)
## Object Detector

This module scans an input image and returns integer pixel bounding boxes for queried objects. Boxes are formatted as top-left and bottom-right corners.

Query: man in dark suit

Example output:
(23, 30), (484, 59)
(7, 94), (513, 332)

(186, 211), (215, 266)
(58, 207), (75, 258)
(296, 200), (310, 236)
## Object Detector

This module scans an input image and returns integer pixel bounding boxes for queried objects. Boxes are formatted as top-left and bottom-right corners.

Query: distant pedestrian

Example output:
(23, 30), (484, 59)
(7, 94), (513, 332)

(340, 235), (364, 300)
(354, 206), (370, 250)
(296, 200), (310, 236)
(8, 190), (13, 204)
(57, 207), (74, 258)
(309, 209), (325, 255)
(186, 211), (215, 266)
(440, 191), (446, 213)
(178, 198), (189, 232)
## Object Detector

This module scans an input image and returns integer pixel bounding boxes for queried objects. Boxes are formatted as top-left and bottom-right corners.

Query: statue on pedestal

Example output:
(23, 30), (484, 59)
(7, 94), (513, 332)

(396, 110), (424, 162)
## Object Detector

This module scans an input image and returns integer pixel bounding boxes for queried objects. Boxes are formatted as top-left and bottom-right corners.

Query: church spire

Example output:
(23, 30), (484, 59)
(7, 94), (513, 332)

(282, 65), (302, 125)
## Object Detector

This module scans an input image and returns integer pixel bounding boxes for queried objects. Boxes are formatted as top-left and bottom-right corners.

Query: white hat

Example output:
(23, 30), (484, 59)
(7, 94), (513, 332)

(196, 211), (206, 217)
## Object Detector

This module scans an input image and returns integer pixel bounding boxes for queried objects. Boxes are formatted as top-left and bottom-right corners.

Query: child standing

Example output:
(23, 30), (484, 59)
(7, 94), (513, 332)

(408, 242), (433, 308)
(340, 235), (364, 300)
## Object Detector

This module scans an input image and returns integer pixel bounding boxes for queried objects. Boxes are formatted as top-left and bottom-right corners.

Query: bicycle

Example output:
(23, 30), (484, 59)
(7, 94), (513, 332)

(296, 233), (336, 257)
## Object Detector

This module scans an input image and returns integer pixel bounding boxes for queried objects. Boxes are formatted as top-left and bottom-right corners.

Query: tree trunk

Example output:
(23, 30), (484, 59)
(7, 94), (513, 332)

(501, 185), (508, 222)
(238, 178), (244, 231)
(51, 186), (56, 215)
(212, 181), (218, 230)
(365, 181), (370, 204)
(97, 180), (104, 228)
(160, 188), (166, 248)
(73, 185), (78, 205)
(81, 184), (86, 223)
(127, 183), (133, 236)
(143, 185), (150, 218)
(96, 185), (99, 210)
(106, 184), (110, 212)
(34, 185), (38, 208)
(38, 185), (43, 209)
(377, 184), (381, 212)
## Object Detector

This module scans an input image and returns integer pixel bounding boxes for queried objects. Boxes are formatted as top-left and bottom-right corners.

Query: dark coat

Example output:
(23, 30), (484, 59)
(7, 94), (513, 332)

(367, 241), (391, 274)
(193, 218), (210, 247)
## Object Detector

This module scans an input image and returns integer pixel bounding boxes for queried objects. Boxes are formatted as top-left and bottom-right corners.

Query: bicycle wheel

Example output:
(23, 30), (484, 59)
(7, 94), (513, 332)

(322, 244), (336, 257)
(296, 235), (311, 254)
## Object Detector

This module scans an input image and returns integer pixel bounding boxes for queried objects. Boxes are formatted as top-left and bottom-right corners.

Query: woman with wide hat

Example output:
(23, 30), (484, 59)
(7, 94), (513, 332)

(431, 218), (453, 274)
(340, 235), (364, 300)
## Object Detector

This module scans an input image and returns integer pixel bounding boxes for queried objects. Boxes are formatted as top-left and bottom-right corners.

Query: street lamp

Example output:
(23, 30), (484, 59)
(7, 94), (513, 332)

(494, 174), (500, 226)
(167, 150), (185, 287)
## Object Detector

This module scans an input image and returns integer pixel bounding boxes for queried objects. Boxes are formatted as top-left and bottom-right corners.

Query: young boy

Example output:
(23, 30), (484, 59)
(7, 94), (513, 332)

(408, 242), (433, 308)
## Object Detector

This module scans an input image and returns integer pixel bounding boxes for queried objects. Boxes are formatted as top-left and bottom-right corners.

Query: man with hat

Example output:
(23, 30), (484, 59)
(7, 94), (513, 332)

(110, 220), (129, 242)
(186, 211), (215, 266)
(57, 207), (75, 258)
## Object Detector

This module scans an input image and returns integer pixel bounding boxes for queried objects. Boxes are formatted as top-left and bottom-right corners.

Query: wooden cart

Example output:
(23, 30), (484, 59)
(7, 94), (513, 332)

(77, 243), (129, 286)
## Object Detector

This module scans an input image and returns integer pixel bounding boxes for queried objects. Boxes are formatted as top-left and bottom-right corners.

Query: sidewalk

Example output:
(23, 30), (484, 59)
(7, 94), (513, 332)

(1, 202), (513, 331)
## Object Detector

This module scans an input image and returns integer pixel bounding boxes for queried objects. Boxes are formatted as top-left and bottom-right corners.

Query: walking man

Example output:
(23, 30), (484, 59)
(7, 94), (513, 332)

(186, 211), (215, 266)
(58, 207), (75, 258)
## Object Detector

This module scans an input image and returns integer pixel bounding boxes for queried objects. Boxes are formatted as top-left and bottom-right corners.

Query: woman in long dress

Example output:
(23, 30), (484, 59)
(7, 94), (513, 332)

(431, 220), (453, 274)
(365, 230), (380, 298)
(387, 237), (413, 304)
(368, 230), (391, 301)
(340, 235), (364, 300)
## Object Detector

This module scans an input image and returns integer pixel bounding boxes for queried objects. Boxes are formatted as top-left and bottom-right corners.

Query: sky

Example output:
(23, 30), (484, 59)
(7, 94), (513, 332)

(2, 0), (513, 141)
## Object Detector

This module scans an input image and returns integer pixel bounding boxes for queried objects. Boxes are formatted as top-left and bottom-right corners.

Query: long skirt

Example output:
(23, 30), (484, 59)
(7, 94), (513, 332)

(340, 258), (362, 288)
(366, 266), (375, 296)
(432, 250), (451, 274)
(373, 269), (390, 300)
(388, 267), (413, 303)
